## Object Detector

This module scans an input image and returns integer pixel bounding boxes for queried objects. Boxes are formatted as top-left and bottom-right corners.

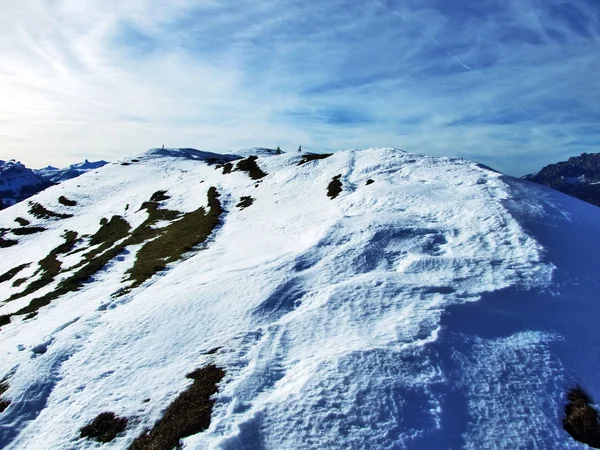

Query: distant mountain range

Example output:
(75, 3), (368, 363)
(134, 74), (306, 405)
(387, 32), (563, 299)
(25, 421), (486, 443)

(523, 152), (600, 207)
(0, 159), (108, 209)
(34, 159), (109, 184)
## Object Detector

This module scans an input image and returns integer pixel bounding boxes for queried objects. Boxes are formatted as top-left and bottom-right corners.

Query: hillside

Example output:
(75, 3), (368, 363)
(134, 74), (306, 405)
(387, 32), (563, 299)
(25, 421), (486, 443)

(524, 152), (600, 207)
(0, 147), (599, 449)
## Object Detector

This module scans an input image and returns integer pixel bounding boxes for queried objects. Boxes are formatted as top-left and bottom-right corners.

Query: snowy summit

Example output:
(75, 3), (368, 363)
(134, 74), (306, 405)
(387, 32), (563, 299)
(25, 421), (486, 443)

(0, 147), (598, 449)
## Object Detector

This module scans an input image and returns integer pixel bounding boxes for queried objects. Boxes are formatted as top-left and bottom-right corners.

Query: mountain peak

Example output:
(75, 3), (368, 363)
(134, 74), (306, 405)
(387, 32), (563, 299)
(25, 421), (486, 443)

(523, 152), (600, 207)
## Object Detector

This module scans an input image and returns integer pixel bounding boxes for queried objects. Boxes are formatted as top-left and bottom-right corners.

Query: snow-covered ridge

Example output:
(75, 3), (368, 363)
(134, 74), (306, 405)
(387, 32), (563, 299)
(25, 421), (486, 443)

(0, 147), (598, 449)
(35, 160), (109, 184)
(135, 146), (284, 163)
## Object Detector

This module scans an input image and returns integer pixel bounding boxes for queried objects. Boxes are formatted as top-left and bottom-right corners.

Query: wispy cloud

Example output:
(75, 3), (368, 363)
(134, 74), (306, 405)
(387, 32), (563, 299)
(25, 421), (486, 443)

(0, 0), (598, 174)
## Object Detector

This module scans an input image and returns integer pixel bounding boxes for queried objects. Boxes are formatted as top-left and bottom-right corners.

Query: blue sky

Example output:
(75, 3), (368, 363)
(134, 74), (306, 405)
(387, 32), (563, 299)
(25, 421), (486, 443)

(0, 0), (599, 175)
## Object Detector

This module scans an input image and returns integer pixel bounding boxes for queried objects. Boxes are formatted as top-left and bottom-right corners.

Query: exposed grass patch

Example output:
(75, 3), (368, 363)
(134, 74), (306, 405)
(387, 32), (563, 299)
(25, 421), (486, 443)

(76, 216), (131, 264)
(10, 191), (177, 314)
(327, 174), (343, 199)
(7, 231), (79, 302)
(0, 237), (18, 248)
(90, 217), (129, 248)
(564, 386), (600, 448)
(220, 162), (233, 174)
(37, 219), (130, 296)
(12, 277), (28, 288)
(366, 179), (375, 185)
(0, 263), (31, 283)
(0, 380), (10, 413)
(234, 156), (267, 180)
(8, 189), (221, 318)
(58, 195), (77, 206)
(298, 153), (333, 165)
(129, 195), (181, 246)
(52, 231), (79, 254)
(80, 412), (128, 443)
(126, 187), (222, 288)
(11, 226), (46, 236)
(150, 190), (170, 202)
(129, 365), (225, 450)
(29, 202), (73, 220)
(11, 190), (179, 314)
(236, 196), (254, 209)
(14, 217), (30, 226)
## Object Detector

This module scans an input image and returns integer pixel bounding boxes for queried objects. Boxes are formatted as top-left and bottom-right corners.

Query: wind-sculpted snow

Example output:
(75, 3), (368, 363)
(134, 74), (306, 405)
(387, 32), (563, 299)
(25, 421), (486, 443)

(0, 148), (598, 449)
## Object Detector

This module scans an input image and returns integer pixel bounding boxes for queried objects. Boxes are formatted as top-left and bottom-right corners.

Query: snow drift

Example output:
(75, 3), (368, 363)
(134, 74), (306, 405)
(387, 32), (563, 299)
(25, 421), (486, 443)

(0, 147), (598, 449)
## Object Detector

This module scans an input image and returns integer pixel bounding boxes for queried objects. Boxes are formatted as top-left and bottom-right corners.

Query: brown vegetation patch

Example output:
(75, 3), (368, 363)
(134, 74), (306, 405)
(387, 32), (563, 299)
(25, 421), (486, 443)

(58, 195), (77, 206)
(14, 217), (30, 226)
(0, 237), (18, 248)
(327, 174), (343, 199)
(80, 412), (128, 443)
(234, 156), (267, 180)
(12, 193), (176, 315)
(564, 386), (600, 448)
(90, 217), (129, 248)
(8, 188), (222, 319)
(12, 277), (28, 288)
(11, 226), (46, 236)
(0, 263), (30, 283)
(129, 365), (225, 450)
(126, 187), (222, 288)
(130, 196), (181, 246)
(220, 162), (233, 174)
(8, 231), (79, 302)
(150, 190), (170, 202)
(298, 153), (333, 165)
(0, 380), (9, 413)
(75, 216), (131, 265)
(236, 196), (254, 209)
(29, 202), (73, 220)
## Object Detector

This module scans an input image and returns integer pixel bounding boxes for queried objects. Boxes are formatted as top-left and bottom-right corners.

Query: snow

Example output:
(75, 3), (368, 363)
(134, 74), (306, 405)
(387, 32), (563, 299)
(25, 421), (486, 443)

(0, 147), (598, 449)
(34, 160), (110, 184)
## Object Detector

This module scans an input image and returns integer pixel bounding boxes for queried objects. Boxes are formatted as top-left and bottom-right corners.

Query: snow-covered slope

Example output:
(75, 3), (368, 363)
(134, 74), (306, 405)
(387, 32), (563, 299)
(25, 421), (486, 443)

(35, 159), (110, 184)
(0, 148), (598, 449)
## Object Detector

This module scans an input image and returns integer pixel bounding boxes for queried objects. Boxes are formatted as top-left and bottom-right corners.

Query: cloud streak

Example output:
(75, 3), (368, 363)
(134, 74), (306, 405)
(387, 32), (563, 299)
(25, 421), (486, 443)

(0, 0), (598, 174)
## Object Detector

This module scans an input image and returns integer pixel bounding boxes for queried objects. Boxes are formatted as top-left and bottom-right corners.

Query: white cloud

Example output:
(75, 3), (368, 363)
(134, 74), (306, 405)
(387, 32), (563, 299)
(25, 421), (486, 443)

(0, 0), (598, 175)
